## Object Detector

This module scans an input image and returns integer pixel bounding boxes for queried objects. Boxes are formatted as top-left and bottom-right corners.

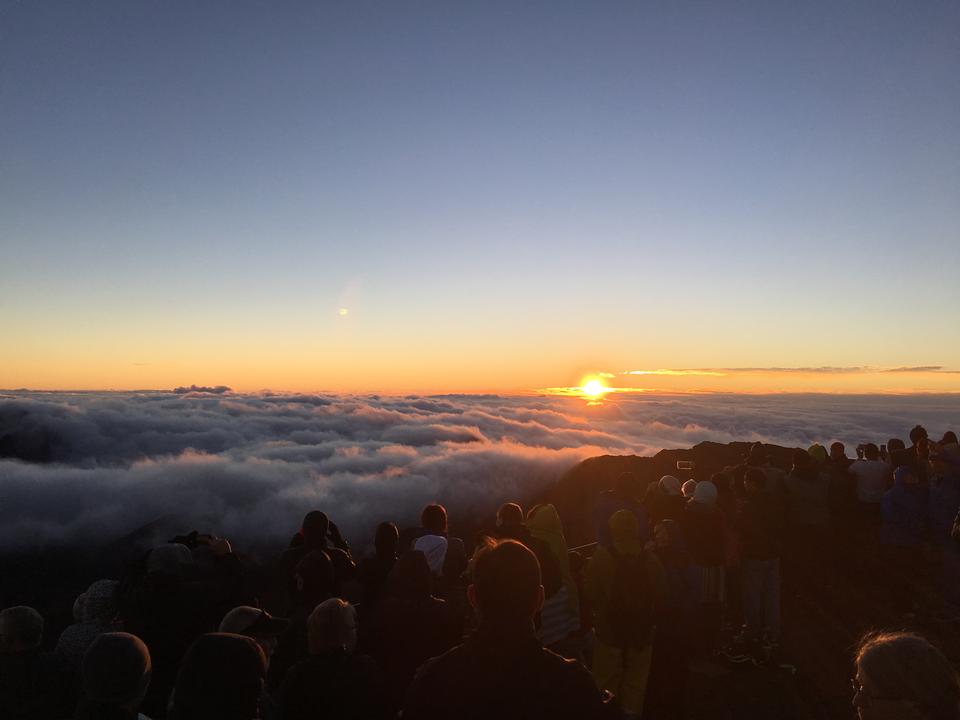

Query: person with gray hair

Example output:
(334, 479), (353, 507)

(75, 632), (152, 720)
(279, 598), (389, 720)
(0, 605), (75, 720)
(852, 630), (960, 720)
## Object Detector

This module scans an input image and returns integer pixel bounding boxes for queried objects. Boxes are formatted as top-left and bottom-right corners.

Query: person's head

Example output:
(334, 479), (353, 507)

(169, 633), (266, 720)
(81, 632), (151, 712)
(385, 550), (433, 601)
(831, 442), (847, 460)
(294, 550), (335, 607)
(748, 442), (768, 466)
(745, 467), (767, 494)
(808, 443), (828, 465)
(421, 504), (448, 534)
(693, 480), (718, 507)
(147, 543), (193, 577)
(307, 598), (357, 655)
(658, 475), (681, 496)
(0, 606), (43, 654)
(792, 448), (812, 470)
(218, 607), (289, 666)
(497, 502), (524, 527)
(865, 443), (880, 461)
(609, 510), (642, 556)
(82, 579), (120, 625)
(710, 472), (731, 494)
(681, 480), (698, 498)
(374, 521), (399, 558)
(468, 540), (543, 629)
(941, 431), (959, 447)
(910, 426), (929, 446)
(302, 511), (330, 548)
(853, 631), (960, 720)
(888, 438), (906, 453)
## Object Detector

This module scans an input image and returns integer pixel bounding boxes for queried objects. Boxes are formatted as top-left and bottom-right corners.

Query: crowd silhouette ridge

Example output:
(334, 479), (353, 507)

(3, 425), (960, 719)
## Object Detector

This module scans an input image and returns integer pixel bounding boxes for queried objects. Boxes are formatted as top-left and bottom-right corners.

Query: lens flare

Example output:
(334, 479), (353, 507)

(580, 378), (609, 397)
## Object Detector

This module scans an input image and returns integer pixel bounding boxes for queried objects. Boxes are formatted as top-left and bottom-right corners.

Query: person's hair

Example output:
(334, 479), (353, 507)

(307, 598), (357, 655)
(302, 511), (329, 547)
(169, 633), (265, 720)
(856, 631), (960, 720)
(865, 443), (880, 460)
(497, 502), (524, 526)
(830, 441), (845, 456)
(374, 522), (399, 556)
(421, 504), (448, 534)
(471, 540), (541, 625)
(0, 606), (44, 649)
(942, 431), (958, 446)
(910, 425), (929, 444)
(81, 632), (152, 708)
(744, 467), (767, 490)
(792, 448), (811, 468)
(889, 438), (906, 452)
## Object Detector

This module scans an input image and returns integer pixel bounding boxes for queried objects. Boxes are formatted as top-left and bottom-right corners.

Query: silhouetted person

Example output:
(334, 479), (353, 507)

(370, 551), (457, 710)
(280, 512), (355, 606)
(735, 468), (784, 654)
(594, 472), (650, 548)
(280, 599), (389, 720)
(403, 540), (610, 719)
(745, 442), (786, 492)
(644, 520), (697, 720)
(643, 475), (685, 526)
(56, 579), (121, 669)
(827, 441), (856, 514)
(852, 631), (960, 720)
(268, 550), (334, 692)
(400, 504), (468, 599)
(357, 522), (400, 619)
(488, 503), (561, 598)
(587, 511), (666, 719)
(882, 466), (927, 613)
(75, 632), (151, 720)
(680, 480), (726, 657)
(0, 606), (75, 720)
(784, 448), (830, 528)
(168, 633), (266, 720)
(527, 504), (580, 650)
(848, 443), (891, 523)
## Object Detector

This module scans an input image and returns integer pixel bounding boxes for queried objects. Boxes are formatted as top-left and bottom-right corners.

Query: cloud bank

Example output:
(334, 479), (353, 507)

(1, 390), (958, 553)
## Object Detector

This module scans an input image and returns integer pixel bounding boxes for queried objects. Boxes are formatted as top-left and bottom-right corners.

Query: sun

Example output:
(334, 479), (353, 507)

(580, 378), (609, 398)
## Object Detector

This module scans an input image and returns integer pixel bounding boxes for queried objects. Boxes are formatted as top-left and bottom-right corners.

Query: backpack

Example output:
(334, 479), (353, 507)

(604, 548), (654, 648)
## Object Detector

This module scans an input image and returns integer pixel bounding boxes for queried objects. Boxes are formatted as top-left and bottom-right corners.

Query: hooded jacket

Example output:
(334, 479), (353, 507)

(881, 467), (927, 547)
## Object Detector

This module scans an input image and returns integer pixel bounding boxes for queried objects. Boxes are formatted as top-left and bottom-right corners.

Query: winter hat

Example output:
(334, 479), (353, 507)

(693, 480), (718, 506)
(681, 480), (698, 498)
(659, 475), (681, 496)
(807, 443), (828, 464)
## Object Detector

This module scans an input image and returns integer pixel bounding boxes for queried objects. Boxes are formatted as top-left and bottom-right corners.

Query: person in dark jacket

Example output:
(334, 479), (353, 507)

(370, 551), (458, 710)
(357, 522), (400, 621)
(643, 476), (686, 526)
(490, 503), (562, 598)
(280, 599), (390, 720)
(403, 540), (611, 720)
(75, 632), (152, 720)
(736, 468), (785, 651)
(399, 505), (468, 600)
(681, 481), (726, 657)
(280, 512), (355, 607)
(0, 606), (75, 720)
(168, 633), (266, 720)
(594, 472), (650, 549)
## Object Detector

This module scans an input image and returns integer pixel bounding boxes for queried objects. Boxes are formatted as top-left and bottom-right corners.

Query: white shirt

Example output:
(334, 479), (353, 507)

(849, 460), (891, 503)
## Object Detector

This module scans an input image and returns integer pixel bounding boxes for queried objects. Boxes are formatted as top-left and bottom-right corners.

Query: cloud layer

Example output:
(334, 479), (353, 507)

(1, 390), (958, 553)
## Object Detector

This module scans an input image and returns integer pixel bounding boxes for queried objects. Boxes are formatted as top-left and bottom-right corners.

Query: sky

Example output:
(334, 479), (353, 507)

(2, 1), (958, 394)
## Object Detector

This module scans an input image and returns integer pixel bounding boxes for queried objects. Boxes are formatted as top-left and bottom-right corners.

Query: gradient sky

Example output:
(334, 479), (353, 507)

(2, 1), (958, 393)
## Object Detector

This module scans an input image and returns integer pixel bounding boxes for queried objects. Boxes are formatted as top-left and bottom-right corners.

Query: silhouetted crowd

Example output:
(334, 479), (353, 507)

(3, 425), (960, 719)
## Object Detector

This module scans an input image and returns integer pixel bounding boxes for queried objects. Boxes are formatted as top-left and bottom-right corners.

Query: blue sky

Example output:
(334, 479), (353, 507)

(2, 1), (958, 391)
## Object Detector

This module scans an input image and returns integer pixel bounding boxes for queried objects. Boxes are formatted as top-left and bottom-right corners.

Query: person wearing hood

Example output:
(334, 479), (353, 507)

(527, 504), (581, 651)
(644, 476), (685, 526)
(75, 632), (152, 720)
(56, 579), (121, 668)
(586, 510), (667, 719)
(644, 520), (697, 720)
(681, 481), (726, 657)
(488, 503), (562, 599)
(593, 472), (651, 549)
(370, 551), (458, 710)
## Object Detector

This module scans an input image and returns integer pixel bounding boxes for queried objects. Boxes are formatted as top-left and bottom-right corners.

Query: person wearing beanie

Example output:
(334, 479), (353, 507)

(681, 481), (726, 657)
(76, 632), (152, 720)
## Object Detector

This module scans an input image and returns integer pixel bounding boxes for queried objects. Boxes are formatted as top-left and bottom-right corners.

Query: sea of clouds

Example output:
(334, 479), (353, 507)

(1, 390), (957, 553)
